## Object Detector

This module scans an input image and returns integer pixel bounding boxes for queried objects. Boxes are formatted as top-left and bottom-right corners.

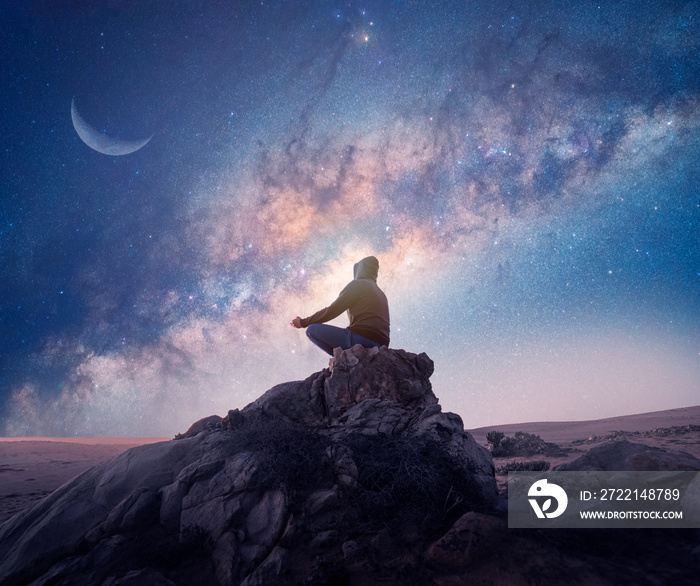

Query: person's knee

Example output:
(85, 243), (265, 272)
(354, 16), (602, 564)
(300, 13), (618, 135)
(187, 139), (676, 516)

(306, 323), (321, 341)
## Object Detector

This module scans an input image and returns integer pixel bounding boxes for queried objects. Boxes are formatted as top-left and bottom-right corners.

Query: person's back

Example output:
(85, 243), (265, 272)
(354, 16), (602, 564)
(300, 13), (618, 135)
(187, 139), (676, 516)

(291, 256), (390, 355)
(341, 258), (390, 346)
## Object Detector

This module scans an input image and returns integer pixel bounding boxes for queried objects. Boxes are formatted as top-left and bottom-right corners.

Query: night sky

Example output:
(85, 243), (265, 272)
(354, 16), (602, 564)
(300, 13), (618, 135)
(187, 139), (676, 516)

(2, 0), (698, 437)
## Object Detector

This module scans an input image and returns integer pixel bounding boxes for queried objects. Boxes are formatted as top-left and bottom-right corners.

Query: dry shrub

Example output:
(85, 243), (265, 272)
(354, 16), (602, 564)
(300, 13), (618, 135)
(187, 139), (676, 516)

(497, 460), (550, 474)
(343, 432), (488, 536)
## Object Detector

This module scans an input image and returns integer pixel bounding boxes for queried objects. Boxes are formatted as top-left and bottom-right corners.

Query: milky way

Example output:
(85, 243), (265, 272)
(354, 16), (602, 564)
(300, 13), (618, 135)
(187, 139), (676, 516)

(2, 0), (698, 436)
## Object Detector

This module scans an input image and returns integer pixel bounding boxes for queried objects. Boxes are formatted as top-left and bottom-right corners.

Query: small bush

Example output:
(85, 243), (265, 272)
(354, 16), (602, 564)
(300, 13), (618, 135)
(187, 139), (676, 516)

(486, 430), (520, 456)
(486, 430), (505, 447)
(497, 460), (550, 474)
(487, 430), (563, 457)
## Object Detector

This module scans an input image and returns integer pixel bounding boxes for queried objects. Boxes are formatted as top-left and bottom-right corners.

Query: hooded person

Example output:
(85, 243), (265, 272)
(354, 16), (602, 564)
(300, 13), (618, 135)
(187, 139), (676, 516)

(291, 256), (390, 355)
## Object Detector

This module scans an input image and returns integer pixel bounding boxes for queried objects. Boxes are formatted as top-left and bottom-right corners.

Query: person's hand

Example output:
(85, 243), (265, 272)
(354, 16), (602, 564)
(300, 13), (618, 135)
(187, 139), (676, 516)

(291, 316), (302, 328)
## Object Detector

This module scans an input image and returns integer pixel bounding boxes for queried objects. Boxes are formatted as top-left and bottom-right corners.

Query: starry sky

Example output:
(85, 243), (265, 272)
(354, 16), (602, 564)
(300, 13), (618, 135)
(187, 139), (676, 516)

(2, 0), (699, 437)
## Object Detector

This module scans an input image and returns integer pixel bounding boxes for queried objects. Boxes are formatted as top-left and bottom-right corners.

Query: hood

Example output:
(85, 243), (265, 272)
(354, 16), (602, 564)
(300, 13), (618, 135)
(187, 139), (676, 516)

(353, 256), (379, 281)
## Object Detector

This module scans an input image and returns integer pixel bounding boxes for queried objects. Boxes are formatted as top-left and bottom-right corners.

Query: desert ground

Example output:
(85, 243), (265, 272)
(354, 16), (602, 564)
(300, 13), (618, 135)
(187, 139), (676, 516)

(469, 404), (700, 473)
(1, 404), (698, 525)
(0, 437), (167, 524)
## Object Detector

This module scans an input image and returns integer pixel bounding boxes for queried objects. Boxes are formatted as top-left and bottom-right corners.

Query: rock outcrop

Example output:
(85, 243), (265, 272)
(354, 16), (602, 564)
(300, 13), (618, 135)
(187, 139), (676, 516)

(553, 439), (700, 471)
(1, 347), (698, 586)
(0, 346), (497, 586)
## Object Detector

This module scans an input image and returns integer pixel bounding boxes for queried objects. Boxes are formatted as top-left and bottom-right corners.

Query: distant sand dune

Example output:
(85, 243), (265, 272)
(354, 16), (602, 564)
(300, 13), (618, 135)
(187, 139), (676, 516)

(0, 437), (167, 524)
(467, 405), (700, 444)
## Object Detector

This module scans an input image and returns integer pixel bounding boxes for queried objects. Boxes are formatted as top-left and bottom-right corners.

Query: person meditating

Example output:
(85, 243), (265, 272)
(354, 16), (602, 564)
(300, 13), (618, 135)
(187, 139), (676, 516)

(291, 256), (390, 355)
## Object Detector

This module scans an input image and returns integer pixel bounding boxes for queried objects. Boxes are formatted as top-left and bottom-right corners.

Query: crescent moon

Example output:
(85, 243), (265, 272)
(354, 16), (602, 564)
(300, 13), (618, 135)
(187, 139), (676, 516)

(71, 98), (153, 156)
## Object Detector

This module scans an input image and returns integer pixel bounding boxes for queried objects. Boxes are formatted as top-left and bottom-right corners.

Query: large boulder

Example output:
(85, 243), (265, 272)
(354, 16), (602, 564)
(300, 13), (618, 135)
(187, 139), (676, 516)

(0, 346), (497, 586)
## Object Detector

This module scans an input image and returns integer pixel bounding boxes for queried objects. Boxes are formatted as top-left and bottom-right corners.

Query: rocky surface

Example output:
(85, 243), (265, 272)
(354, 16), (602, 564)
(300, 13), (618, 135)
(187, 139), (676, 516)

(0, 346), (497, 586)
(570, 424), (700, 445)
(0, 346), (698, 585)
(553, 439), (700, 471)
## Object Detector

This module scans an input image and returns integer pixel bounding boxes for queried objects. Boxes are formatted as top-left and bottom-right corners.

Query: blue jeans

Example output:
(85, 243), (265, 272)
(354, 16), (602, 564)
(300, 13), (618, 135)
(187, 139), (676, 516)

(306, 323), (384, 356)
